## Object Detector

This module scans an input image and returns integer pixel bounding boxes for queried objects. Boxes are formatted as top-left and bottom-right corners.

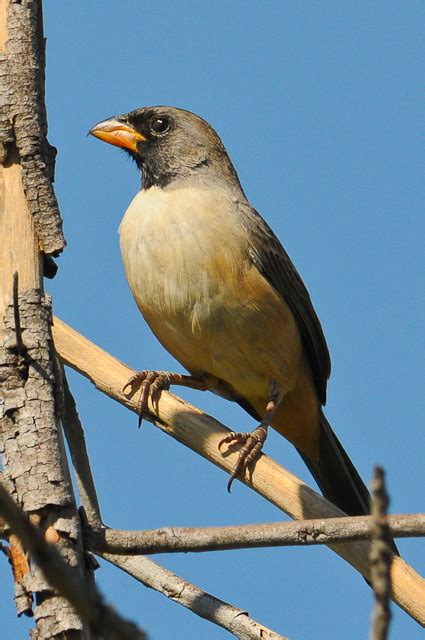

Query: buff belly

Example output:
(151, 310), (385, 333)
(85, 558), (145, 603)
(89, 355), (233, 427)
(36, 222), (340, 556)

(119, 185), (320, 457)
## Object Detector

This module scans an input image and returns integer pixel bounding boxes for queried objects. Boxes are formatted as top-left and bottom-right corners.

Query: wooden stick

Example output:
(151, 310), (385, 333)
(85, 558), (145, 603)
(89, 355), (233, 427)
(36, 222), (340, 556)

(52, 316), (425, 627)
(61, 368), (103, 528)
(3, 507), (424, 554)
(100, 551), (288, 640)
(59, 371), (288, 639)
(90, 514), (425, 555)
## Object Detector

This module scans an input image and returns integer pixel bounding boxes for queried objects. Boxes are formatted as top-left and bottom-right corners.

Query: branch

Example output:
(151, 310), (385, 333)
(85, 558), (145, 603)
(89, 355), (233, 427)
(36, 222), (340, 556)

(99, 551), (288, 640)
(51, 316), (425, 627)
(61, 367), (102, 528)
(0, 482), (147, 640)
(60, 371), (289, 638)
(90, 514), (425, 555)
(370, 467), (392, 640)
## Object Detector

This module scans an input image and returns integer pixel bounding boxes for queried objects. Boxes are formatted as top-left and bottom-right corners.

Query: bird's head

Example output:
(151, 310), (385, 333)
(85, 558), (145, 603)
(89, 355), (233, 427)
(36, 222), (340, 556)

(89, 105), (242, 191)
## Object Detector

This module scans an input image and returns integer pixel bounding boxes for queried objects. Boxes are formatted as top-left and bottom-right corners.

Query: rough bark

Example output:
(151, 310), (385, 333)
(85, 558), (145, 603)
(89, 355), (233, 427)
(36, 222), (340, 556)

(0, 292), (87, 637)
(0, 482), (147, 640)
(0, 0), (64, 256)
(0, 1), (86, 637)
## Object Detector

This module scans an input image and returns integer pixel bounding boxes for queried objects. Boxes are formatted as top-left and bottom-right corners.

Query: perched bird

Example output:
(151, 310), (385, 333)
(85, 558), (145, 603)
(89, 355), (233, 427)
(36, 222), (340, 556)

(89, 106), (370, 515)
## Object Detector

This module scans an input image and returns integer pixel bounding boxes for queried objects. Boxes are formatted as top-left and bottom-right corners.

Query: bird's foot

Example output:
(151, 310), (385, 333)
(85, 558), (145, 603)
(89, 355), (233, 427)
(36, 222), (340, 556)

(123, 370), (211, 427)
(123, 370), (174, 427)
(218, 425), (268, 492)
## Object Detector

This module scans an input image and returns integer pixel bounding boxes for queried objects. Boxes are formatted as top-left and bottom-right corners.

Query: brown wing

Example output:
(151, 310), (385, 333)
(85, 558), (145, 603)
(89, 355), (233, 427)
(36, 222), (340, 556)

(239, 202), (331, 405)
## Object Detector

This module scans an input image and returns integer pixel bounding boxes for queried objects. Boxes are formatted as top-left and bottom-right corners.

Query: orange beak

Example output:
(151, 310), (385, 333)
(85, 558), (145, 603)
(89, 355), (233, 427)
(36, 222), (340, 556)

(89, 118), (146, 152)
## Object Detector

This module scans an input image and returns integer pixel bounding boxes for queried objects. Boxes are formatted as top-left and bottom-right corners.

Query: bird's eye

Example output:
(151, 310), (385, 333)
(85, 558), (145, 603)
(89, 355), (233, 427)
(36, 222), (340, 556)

(150, 117), (170, 135)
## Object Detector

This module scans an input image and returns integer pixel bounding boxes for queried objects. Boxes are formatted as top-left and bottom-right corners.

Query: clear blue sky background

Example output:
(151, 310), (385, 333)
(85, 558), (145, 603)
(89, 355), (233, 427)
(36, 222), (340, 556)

(1, 2), (424, 638)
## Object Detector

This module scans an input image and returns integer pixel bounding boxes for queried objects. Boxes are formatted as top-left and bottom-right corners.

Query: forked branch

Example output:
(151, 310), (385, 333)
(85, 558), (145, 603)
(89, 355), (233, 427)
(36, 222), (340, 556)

(60, 369), (289, 639)
(51, 316), (425, 627)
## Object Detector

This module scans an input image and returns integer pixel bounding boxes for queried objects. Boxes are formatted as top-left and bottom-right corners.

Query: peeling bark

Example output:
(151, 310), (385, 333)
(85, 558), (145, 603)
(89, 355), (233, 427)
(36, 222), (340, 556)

(0, 3), (90, 634)
(0, 291), (86, 636)
(0, 0), (64, 255)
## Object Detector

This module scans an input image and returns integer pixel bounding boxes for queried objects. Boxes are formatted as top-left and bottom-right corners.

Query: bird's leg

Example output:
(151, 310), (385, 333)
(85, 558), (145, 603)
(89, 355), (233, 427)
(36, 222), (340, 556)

(219, 383), (283, 492)
(123, 371), (211, 427)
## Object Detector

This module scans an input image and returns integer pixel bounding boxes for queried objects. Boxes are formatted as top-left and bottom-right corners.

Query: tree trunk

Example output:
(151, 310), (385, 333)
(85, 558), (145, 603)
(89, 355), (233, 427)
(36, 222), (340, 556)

(0, 1), (88, 637)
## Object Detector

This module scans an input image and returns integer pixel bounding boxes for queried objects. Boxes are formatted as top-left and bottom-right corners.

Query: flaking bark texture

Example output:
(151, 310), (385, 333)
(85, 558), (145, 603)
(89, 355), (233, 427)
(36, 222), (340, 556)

(0, 0), (64, 254)
(0, 290), (84, 637)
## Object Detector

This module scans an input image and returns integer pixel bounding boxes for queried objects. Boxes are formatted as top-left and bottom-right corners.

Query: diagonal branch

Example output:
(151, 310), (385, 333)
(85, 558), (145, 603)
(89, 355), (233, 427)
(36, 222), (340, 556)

(61, 366), (102, 528)
(51, 316), (425, 628)
(90, 514), (425, 555)
(99, 551), (288, 640)
(0, 482), (146, 640)
(60, 370), (289, 639)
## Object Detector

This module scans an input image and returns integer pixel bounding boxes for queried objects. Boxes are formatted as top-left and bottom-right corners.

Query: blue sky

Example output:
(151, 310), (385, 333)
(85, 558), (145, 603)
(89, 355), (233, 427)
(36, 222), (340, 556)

(2, 2), (424, 638)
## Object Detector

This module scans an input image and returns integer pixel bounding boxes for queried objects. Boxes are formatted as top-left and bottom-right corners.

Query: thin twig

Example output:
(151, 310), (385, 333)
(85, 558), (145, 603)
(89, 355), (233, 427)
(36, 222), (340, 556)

(0, 482), (146, 640)
(370, 466), (392, 640)
(61, 366), (102, 527)
(99, 551), (288, 640)
(90, 513), (425, 555)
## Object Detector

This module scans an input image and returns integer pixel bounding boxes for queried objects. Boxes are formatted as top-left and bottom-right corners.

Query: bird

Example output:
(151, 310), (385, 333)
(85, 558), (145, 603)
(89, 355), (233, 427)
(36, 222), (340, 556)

(89, 105), (371, 515)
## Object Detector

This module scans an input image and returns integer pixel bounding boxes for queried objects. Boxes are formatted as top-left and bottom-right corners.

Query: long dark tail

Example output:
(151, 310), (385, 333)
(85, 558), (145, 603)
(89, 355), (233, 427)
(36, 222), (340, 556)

(299, 412), (400, 560)
(298, 411), (371, 516)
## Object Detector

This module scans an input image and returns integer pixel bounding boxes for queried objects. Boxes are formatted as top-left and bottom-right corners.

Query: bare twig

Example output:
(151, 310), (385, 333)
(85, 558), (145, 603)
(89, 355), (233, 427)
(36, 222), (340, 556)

(91, 514), (425, 555)
(52, 316), (425, 627)
(100, 551), (287, 640)
(0, 482), (146, 640)
(370, 467), (392, 640)
(61, 367), (102, 528)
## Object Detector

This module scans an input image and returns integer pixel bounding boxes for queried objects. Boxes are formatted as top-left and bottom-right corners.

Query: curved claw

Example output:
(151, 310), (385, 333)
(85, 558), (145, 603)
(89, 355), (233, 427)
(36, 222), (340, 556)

(122, 380), (132, 394)
(227, 472), (237, 493)
(218, 431), (251, 451)
(150, 374), (171, 411)
(123, 370), (175, 428)
(122, 371), (148, 395)
(220, 426), (268, 491)
(218, 434), (232, 452)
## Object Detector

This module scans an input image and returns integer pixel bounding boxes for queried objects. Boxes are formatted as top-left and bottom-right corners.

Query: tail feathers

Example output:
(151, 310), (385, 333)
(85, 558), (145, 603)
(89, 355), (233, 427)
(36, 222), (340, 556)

(298, 412), (371, 516)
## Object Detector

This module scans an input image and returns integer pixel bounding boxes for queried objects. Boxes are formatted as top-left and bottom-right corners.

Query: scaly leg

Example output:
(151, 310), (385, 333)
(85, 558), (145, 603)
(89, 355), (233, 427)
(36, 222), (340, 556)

(219, 384), (283, 492)
(123, 371), (211, 427)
